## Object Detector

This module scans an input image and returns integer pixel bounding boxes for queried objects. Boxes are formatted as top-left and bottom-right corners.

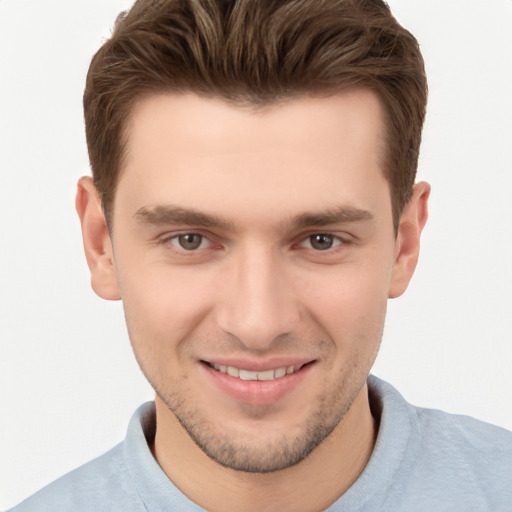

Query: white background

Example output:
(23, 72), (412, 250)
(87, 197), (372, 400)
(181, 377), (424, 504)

(1, 0), (511, 509)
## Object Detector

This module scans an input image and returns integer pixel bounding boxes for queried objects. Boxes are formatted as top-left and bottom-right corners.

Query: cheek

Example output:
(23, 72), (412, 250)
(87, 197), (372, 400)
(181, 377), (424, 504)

(296, 260), (391, 345)
(115, 259), (215, 348)
(117, 271), (204, 388)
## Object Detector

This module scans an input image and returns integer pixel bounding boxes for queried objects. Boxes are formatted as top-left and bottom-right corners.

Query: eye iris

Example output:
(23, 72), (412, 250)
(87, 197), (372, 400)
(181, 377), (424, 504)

(310, 234), (334, 250)
(178, 234), (203, 250)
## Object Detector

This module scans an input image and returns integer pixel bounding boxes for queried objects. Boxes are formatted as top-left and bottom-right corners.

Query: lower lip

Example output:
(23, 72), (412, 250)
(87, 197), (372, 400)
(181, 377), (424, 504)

(201, 362), (314, 406)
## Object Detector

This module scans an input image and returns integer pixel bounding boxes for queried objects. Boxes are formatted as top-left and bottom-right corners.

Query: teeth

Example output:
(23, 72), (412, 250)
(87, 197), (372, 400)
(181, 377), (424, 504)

(211, 363), (302, 381)
(227, 366), (239, 378)
(274, 367), (287, 378)
(257, 369), (275, 381)
(239, 370), (258, 380)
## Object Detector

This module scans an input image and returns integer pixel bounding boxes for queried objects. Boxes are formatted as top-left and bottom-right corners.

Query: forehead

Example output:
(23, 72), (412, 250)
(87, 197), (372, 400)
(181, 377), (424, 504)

(116, 90), (390, 227)
(125, 89), (385, 159)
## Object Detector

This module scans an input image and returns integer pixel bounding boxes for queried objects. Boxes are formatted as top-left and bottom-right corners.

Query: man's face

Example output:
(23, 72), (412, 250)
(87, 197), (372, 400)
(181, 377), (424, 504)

(107, 90), (400, 472)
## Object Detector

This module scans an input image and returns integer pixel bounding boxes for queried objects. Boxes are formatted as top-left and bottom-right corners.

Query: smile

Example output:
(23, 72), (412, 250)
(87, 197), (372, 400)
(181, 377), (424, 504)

(202, 360), (315, 405)
(207, 363), (305, 381)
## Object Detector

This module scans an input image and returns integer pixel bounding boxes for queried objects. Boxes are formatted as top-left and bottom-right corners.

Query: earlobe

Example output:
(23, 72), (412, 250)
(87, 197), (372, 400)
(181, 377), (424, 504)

(75, 176), (121, 300)
(388, 181), (430, 299)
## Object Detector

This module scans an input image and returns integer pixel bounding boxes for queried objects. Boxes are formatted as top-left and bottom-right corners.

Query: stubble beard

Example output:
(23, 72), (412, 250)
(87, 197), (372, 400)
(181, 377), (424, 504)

(149, 361), (373, 473)
(127, 313), (384, 474)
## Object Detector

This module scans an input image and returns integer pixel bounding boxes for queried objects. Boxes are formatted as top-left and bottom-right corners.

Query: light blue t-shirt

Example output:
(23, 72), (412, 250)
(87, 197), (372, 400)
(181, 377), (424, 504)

(7, 376), (512, 511)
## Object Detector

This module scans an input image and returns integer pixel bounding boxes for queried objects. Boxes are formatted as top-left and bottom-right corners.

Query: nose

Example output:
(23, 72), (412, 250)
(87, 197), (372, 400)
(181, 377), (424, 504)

(215, 243), (301, 351)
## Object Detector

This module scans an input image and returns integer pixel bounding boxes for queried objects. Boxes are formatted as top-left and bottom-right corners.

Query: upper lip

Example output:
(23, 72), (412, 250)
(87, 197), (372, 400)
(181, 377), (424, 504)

(201, 358), (315, 372)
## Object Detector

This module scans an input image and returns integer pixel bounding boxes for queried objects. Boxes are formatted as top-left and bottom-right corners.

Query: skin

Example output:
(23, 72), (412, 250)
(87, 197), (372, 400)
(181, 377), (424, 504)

(76, 90), (429, 512)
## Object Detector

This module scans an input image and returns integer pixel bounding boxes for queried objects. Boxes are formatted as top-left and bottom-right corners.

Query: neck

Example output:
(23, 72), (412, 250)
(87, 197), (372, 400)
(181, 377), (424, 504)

(152, 383), (376, 512)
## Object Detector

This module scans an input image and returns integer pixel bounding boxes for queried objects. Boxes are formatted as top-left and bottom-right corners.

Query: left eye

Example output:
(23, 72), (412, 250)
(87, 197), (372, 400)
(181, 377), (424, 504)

(301, 234), (342, 251)
(170, 233), (209, 251)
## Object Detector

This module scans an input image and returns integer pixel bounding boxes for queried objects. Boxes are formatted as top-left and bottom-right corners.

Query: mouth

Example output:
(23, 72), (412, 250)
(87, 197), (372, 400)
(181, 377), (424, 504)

(200, 359), (316, 405)
(204, 362), (308, 381)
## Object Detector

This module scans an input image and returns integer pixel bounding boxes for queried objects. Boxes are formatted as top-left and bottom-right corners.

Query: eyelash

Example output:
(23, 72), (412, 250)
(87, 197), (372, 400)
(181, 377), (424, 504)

(157, 231), (351, 255)
(158, 232), (215, 253)
(297, 233), (347, 251)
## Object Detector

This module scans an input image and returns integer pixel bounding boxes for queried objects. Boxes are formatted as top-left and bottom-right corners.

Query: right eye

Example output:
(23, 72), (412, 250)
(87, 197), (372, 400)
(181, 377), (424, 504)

(169, 233), (211, 251)
(299, 233), (343, 251)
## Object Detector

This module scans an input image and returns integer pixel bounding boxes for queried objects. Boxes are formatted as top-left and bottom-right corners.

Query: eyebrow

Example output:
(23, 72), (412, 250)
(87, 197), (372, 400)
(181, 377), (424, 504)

(291, 206), (374, 229)
(135, 204), (373, 231)
(134, 205), (234, 230)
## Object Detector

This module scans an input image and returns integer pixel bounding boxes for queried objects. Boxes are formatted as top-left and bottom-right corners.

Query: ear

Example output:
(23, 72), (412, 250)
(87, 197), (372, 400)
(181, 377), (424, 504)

(75, 176), (121, 300)
(388, 182), (430, 299)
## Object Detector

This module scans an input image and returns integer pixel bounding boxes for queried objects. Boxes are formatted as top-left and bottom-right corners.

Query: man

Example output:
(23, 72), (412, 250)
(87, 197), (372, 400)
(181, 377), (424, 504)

(7, 0), (511, 511)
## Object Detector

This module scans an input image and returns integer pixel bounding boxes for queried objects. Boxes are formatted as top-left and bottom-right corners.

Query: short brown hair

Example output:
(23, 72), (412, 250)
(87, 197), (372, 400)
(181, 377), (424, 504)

(84, 0), (427, 230)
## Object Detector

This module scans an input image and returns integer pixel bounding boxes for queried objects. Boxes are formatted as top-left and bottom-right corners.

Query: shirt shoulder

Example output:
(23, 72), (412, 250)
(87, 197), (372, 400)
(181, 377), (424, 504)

(362, 376), (512, 512)
(411, 405), (512, 506)
(7, 402), (203, 512)
(414, 402), (512, 456)
(6, 443), (145, 512)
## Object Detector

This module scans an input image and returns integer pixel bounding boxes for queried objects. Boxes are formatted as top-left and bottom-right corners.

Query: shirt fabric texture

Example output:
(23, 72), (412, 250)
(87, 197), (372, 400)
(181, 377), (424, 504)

(7, 376), (512, 511)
